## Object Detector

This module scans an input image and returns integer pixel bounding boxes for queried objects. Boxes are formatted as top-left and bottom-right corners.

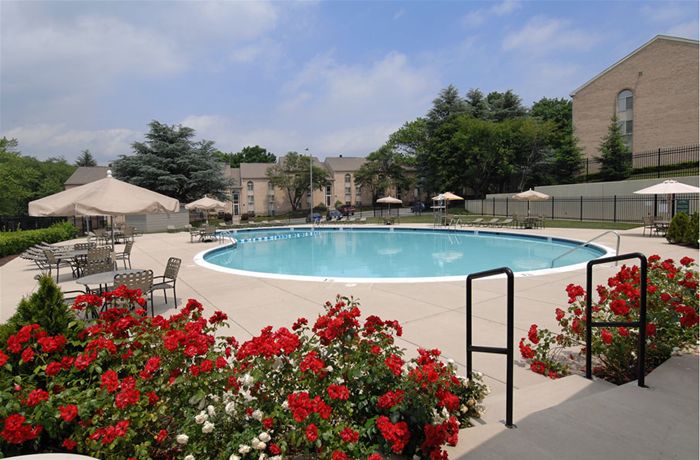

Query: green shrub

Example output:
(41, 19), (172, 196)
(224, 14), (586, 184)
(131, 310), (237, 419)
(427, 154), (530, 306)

(0, 222), (78, 257)
(666, 212), (699, 247)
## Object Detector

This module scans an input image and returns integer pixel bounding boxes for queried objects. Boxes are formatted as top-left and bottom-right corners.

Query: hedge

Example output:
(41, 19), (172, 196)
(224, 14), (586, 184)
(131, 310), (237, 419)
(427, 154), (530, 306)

(0, 222), (78, 257)
(666, 212), (699, 248)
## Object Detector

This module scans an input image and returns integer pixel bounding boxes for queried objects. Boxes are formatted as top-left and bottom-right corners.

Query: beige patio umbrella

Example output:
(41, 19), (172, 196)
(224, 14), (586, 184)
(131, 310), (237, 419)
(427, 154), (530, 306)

(512, 188), (550, 216)
(634, 180), (700, 219)
(185, 197), (228, 225)
(29, 171), (180, 245)
(377, 196), (402, 221)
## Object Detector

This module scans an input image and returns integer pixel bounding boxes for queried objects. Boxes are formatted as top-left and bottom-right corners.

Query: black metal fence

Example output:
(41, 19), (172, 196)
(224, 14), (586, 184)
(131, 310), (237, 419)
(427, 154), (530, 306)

(582, 144), (699, 182)
(0, 215), (69, 232)
(465, 194), (698, 223)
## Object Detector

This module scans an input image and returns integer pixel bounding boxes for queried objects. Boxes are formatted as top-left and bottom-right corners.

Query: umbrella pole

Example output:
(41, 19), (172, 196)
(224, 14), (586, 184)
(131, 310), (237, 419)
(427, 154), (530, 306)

(111, 216), (115, 248)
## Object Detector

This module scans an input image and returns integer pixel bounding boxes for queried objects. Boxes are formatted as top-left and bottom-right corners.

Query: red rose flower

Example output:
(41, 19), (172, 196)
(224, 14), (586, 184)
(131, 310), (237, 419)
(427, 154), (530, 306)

(340, 427), (359, 443)
(46, 361), (62, 376)
(62, 438), (77, 450)
(147, 391), (160, 405)
(332, 451), (347, 460)
(101, 370), (119, 393)
(368, 454), (382, 460)
(530, 360), (546, 375)
(377, 389), (405, 409)
(384, 354), (404, 376)
(646, 323), (656, 337)
(269, 443), (281, 455)
(601, 328), (613, 345)
(59, 404), (79, 422)
(21, 347), (35, 363)
(680, 256), (694, 266)
(376, 416), (410, 454)
(306, 423), (318, 442)
(617, 327), (629, 337)
(0, 350), (9, 367)
(518, 339), (535, 359)
(262, 418), (274, 429)
(327, 384), (350, 400)
(25, 389), (49, 407)
(155, 429), (168, 443)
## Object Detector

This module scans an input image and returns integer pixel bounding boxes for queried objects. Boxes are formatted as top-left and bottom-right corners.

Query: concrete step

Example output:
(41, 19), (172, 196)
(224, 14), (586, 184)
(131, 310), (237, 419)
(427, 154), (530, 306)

(447, 355), (699, 460)
(478, 373), (615, 424)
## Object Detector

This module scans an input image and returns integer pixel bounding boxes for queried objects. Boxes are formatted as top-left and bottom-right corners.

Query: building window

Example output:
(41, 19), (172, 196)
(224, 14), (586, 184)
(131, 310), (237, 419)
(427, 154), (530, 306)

(247, 195), (254, 208)
(247, 181), (254, 194)
(325, 185), (332, 207)
(616, 89), (633, 148)
(267, 181), (274, 195)
(344, 186), (352, 204)
(344, 174), (351, 184)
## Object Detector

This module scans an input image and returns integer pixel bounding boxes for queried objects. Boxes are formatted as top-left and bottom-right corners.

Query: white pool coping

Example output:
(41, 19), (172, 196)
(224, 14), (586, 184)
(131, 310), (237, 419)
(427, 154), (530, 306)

(193, 226), (617, 284)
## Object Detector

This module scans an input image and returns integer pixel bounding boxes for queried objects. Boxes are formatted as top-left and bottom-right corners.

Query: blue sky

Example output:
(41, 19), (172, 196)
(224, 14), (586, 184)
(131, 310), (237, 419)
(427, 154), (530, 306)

(1, 0), (698, 165)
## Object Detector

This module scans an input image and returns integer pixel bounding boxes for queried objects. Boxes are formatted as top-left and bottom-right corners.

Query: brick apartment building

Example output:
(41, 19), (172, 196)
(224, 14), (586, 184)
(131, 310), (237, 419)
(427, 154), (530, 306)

(571, 35), (699, 161)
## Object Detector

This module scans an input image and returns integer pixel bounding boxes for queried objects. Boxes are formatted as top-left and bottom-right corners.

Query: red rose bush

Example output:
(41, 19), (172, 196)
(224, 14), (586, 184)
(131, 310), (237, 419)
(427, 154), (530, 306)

(0, 285), (488, 459)
(519, 255), (699, 384)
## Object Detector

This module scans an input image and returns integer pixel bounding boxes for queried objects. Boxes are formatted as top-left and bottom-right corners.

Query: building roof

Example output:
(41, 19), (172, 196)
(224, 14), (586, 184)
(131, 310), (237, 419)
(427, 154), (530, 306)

(324, 156), (366, 172)
(222, 165), (241, 188)
(570, 35), (699, 97)
(64, 166), (110, 187)
(240, 163), (273, 179)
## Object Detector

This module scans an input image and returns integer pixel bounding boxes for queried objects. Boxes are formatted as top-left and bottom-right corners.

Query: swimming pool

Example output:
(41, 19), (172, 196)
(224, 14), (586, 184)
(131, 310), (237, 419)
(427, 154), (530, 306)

(195, 227), (612, 283)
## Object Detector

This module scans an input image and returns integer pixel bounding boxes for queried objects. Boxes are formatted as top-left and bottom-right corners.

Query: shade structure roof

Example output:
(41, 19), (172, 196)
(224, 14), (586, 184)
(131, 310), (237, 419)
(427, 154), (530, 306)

(185, 197), (229, 211)
(512, 189), (550, 201)
(29, 176), (180, 217)
(441, 192), (464, 201)
(376, 196), (403, 204)
(633, 180), (700, 195)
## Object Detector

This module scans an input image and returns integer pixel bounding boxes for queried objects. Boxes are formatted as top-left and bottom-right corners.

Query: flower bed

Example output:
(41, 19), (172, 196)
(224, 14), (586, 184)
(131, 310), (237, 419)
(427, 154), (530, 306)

(0, 282), (488, 459)
(519, 255), (699, 384)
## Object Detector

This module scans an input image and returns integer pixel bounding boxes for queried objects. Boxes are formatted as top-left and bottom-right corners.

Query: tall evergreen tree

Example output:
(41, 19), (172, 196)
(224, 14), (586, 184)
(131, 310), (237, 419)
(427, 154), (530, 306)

(531, 97), (583, 183)
(597, 116), (632, 181)
(75, 149), (98, 167)
(427, 85), (467, 128)
(485, 90), (527, 121)
(465, 88), (489, 119)
(113, 120), (230, 203)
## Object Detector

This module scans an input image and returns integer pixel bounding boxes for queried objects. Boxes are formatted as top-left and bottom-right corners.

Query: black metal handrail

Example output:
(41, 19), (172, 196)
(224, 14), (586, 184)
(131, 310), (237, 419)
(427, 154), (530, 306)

(585, 253), (648, 387)
(466, 267), (515, 428)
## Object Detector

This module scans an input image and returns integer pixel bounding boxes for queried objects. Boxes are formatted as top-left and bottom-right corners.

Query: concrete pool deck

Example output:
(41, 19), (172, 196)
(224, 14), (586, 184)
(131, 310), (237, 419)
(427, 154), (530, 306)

(1, 224), (697, 459)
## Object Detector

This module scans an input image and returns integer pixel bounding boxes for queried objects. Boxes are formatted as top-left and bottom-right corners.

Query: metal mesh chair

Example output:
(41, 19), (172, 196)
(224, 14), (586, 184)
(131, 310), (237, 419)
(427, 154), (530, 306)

(151, 257), (181, 308)
(114, 241), (134, 269)
(113, 270), (154, 313)
(41, 249), (74, 282)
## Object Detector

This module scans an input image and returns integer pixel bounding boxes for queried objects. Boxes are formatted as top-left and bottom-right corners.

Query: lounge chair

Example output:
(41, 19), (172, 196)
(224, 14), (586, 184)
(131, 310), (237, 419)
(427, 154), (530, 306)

(482, 218), (501, 227)
(466, 218), (483, 226)
(359, 217), (367, 223)
(497, 218), (514, 228)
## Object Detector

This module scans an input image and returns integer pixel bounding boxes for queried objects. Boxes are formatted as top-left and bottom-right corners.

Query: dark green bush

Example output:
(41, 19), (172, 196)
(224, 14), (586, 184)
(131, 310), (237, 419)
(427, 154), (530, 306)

(0, 221), (77, 257)
(666, 212), (699, 248)
(0, 276), (77, 345)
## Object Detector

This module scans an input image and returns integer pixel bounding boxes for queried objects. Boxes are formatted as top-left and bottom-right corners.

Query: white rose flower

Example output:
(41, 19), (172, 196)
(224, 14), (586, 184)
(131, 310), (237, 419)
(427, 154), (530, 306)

(210, 394), (220, 403)
(325, 365), (333, 372)
(202, 421), (215, 434)
(185, 456), (195, 460)
(239, 444), (251, 454)
(252, 409), (263, 421)
(281, 400), (289, 410)
(194, 411), (208, 424)
(413, 455), (421, 460)
(258, 432), (271, 443)
(225, 401), (236, 415)
(229, 455), (241, 460)
(176, 434), (189, 445)
(259, 454), (267, 460)
(207, 405), (216, 417)
(254, 441), (266, 451)
(241, 373), (255, 386)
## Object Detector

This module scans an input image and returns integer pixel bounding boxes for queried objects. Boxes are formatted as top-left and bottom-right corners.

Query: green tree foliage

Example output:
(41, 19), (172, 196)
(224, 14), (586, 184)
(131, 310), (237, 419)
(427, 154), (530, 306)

(215, 145), (276, 168)
(465, 88), (489, 119)
(530, 97), (583, 184)
(426, 85), (467, 129)
(113, 121), (231, 203)
(355, 145), (412, 201)
(75, 149), (98, 167)
(667, 212), (699, 247)
(0, 138), (76, 215)
(266, 152), (330, 211)
(597, 116), (632, 181)
(485, 90), (527, 122)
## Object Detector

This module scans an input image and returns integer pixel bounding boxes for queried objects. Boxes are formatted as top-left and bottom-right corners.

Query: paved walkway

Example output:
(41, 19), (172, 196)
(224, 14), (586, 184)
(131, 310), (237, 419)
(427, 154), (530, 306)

(1, 224), (697, 457)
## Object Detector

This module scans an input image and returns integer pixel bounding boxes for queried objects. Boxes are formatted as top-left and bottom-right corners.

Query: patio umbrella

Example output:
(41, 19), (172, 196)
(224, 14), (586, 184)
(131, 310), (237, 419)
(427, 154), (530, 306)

(633, 180), (700, 218)
(512, 189), (550, 216)
(377, 196), (402, 219)
(185, 197), (228, 225)
(29, 170), (180, 245)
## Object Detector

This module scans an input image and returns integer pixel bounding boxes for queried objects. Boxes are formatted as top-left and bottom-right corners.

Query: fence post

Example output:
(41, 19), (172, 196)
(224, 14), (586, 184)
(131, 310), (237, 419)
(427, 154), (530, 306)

(586, 159), (589, 182)
(551, 197), (554, 219)
(492, 197), (495, 216)
(657, 148), (661, 178)
(481, 199), (484, 216)
(506, 197), (509, 216)
(580, 196), (583, 221)
(653, 195), (658, 218)
(613, 195), (617, 222)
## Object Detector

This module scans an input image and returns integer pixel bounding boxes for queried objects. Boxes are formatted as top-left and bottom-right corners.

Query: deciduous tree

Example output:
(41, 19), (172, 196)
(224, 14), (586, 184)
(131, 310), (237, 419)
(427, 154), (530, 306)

(216, 145), (276, 168)
(266, 152), (330, 211)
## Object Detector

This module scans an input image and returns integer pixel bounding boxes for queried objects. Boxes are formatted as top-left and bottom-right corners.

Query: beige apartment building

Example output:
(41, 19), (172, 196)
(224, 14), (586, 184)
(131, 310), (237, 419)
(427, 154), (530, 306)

(571, 35), (699, 161)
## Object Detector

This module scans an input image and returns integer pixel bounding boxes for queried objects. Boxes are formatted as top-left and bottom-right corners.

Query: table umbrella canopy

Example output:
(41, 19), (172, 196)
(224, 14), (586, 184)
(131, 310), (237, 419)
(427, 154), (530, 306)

(185, 197), (228, 211)
(376, 196), (403, 204)
(29, 175), (180, 217)
(633, 180), (700, 195)
(441, 192), (464, 201)
(512, 189), (550, 201)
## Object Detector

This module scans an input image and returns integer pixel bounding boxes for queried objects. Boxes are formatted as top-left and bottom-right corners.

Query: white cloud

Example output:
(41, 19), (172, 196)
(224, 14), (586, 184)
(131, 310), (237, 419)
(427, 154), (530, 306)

(2, 124), (140, 164)
(640, 3), (687, 23)
(462, 0), (521, 28)
(502, 16), (596, 54)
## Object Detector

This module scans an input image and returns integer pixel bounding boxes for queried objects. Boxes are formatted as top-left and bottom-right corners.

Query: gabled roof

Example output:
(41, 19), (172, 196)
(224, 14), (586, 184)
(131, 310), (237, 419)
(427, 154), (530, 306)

(240, 163), (273, 179)
(324, 156), (366, 172)
(570, 35), (699, 96)
(64, 166), (109, 187)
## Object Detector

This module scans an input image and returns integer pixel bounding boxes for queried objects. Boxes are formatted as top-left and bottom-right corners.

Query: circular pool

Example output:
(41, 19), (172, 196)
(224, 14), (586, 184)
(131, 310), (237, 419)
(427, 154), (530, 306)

(195, 227), (612, 283)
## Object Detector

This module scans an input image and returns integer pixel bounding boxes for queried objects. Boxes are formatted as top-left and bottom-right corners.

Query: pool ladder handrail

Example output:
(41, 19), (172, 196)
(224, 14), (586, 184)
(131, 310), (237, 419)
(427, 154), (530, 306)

(550, 230), (620, 268)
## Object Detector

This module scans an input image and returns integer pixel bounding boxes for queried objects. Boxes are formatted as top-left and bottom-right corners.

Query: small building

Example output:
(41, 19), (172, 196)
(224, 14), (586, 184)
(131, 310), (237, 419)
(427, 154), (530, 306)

(571, 35), (699, 161)
(64, 166), (109, 189)
(323, 156), (370, 207)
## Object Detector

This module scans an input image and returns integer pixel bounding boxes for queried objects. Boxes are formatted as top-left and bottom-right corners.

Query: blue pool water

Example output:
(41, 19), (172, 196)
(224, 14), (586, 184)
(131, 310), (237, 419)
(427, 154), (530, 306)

(199, 227), (609, 281)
